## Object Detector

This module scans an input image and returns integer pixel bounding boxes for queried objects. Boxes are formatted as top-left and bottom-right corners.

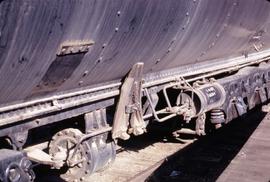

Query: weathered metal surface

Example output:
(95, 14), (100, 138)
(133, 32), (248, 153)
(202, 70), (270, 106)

(112, 63), (145, 140)
(141, 61), (270, 140)
(57, 40), (95, 56)
(0, 98), (114, 139)
(1, 0), (270, 107)
(48, 128), (93, 180)
(48, 127), (116, 180)
(218, 62), (270, 123)
(0, 149), (35, 182)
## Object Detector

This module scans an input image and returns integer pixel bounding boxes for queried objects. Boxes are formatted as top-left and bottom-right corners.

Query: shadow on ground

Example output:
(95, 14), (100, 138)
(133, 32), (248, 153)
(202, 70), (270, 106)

(147, 108), (265, 182)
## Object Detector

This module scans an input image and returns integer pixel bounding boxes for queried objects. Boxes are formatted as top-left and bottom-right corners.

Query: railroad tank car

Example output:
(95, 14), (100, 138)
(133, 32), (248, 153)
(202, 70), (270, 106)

(1, 0), (270, 181)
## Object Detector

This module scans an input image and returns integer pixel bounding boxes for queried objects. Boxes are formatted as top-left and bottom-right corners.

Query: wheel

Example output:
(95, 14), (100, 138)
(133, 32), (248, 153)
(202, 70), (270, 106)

(48, 128), (116, 181)
(49, 128), (94, 181)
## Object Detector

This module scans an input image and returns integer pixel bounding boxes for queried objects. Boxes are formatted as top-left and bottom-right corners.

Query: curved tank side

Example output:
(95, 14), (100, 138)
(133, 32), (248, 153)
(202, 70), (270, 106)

(0, 0), (270, 105)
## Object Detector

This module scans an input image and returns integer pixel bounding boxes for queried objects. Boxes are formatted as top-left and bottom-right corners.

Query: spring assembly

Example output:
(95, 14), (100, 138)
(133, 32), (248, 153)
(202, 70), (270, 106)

(210, 109), (225, 124)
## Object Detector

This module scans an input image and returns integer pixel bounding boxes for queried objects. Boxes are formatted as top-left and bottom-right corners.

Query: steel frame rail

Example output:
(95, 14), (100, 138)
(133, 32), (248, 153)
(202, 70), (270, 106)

(0, 49), (270, 130)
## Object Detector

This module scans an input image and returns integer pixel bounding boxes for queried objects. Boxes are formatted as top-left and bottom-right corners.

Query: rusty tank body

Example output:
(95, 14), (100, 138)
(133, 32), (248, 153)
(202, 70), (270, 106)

(1, 0), (270, 181)
(0, 0), (270, 105)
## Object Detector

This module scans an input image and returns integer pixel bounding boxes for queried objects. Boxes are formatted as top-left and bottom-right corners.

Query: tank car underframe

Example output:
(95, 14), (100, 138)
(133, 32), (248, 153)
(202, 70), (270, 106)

(0, 51), (270, 180)
(0, 49), (269, 142)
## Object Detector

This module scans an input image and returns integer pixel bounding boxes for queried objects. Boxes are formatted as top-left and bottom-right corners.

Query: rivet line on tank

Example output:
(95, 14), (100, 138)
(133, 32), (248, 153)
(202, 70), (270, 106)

(83, 70), (89, 77)
(117, 11), (121, 16)
(152, 0), (197, 69)
(197, 0), (237, 61)
(97, 56), (103, 63)
(79, 81), (83, 85)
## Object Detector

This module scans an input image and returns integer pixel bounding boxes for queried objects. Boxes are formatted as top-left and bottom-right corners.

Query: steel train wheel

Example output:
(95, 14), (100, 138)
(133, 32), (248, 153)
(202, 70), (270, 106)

(49, 128), (116, 181)
(49, 128), (93, 181)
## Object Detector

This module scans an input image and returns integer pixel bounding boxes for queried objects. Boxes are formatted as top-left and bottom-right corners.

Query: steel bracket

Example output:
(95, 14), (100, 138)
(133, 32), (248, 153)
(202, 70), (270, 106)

(195, 113), (206, 136)
(57, 40), (95, 56)
(112, 63), (146, 140)
(84, 108), (108, 133)
(8, 130), (29, 150)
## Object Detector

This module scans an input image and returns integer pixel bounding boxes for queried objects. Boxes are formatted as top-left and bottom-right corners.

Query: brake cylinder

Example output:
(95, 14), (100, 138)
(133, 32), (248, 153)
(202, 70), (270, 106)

(178, 82), (226, 116)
